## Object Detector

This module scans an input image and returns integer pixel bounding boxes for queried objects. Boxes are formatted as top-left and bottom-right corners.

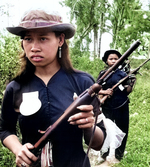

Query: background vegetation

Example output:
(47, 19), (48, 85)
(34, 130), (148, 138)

(62, 0), (150, 58)
(0, 0), (150, 166)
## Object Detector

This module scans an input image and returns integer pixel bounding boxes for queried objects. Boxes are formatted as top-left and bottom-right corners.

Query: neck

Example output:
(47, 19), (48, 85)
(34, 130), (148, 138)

(35, 63), (61, 85)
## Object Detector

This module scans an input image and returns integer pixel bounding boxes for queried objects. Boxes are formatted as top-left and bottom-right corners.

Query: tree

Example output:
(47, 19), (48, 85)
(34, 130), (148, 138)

(62, 0), (110, 58)
(62, 0), (150, 58)
(106, 0), (150, 55)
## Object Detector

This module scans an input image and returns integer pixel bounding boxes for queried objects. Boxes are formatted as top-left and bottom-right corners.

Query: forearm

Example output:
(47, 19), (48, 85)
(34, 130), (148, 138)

(3, 135), (22, 156)
(99, 89), (107, 95)
(99, 89), (113, 96)
(83, 126), (104, 151)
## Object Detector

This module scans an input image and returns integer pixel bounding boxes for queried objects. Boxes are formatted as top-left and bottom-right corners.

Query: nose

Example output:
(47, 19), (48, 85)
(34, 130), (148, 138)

(112, 59), (116, 63)
(31, 41), (41, 52)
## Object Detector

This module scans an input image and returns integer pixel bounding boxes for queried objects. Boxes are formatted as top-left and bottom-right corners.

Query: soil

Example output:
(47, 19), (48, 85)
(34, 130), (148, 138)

(88, 149), (105, 166)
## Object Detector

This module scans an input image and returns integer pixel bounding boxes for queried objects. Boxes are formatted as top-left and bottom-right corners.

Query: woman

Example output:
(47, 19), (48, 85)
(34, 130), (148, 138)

(0, 10), (105, 167)
(97, 50), (136, 164)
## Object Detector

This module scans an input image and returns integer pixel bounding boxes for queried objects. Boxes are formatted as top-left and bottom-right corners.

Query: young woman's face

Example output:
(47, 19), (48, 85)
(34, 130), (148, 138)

(106, 54), (119, 67)
(23, 29), (64, 68)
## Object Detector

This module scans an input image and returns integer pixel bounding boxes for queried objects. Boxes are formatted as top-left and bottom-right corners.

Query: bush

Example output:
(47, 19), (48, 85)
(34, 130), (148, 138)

(0, 32), (22, 102)
(0, 142), (15, 167)
(71, 51), (104, 80)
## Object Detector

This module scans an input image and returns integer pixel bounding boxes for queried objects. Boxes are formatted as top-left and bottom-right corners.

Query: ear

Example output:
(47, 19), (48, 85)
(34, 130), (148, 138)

(58, 33), (65, 47)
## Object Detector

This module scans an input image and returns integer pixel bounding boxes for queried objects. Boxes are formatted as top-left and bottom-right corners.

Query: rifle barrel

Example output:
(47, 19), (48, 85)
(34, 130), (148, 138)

(97, 39), (141, 84)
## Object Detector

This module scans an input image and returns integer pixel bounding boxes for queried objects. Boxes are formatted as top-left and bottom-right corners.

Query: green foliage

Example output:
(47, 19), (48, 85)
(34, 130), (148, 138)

(112, 9), (150, 54)
(115, 69), (150, 167)
(62, 0), (110, 56)
(0, 142), (15, 167)
(129, 58), (150, 71)
(0, 31), (22, 102)
(0, 31), (22, 165)
(106, 0), (150, 55)
(63, 0), (150, 58)
(71, 50), (104, 79)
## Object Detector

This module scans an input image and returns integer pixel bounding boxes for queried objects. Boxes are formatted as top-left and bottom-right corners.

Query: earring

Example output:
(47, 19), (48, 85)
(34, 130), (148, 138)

(59, 47), (61, 58)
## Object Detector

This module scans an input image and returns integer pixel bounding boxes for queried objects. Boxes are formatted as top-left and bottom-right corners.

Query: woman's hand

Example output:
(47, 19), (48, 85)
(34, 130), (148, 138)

(106, 88), (113, 96)
(68, 104), (104, 150)
(68, 105), (95, 129)
(99, 88), (113, 97)
(16, 143), (38, 167)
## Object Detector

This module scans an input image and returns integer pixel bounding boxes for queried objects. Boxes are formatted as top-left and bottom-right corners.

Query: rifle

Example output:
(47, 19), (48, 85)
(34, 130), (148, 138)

(30, 40), (141, 156)
(100, 58), (150, 104)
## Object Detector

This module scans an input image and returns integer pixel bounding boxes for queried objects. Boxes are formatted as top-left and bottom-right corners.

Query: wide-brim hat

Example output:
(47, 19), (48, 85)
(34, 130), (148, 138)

(6, 10), (75, 39)
(102, 49), (122, 63)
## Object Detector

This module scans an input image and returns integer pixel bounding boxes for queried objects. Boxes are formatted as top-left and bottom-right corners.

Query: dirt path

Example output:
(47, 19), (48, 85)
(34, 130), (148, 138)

(88, 149), (104, 166)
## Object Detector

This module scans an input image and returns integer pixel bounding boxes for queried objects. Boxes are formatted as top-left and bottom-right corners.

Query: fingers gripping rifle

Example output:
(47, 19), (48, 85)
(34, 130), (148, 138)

(30, 40), (141, 156)
(100, 58), (150, 104)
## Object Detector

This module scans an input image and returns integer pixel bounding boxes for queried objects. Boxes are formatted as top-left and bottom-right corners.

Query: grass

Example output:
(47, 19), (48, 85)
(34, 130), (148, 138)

(119, 73), (150, 167)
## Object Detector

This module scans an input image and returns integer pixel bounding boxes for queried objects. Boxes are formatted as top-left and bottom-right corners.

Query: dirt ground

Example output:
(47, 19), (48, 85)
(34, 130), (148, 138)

(88, 149), (104, 167)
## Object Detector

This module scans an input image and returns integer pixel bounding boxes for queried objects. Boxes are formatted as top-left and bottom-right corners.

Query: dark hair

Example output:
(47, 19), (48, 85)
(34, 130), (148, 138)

(102, 50), (122, 64)
(55, 31), (74, 73)
(14, 31), (74, 84)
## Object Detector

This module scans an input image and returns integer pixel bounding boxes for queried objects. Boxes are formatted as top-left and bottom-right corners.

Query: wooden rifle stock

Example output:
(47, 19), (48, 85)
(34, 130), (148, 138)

(30, 39), (141, 156)
(100, 58), (150, 104)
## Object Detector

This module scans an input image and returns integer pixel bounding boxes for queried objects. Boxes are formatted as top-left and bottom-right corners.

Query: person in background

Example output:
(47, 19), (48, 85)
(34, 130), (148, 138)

(0, 10), (106, 167)
(97, 50), (136, 166)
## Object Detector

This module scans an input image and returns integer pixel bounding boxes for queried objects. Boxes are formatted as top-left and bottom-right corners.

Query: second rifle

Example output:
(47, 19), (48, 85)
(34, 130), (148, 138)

(100, 58), (150, 104)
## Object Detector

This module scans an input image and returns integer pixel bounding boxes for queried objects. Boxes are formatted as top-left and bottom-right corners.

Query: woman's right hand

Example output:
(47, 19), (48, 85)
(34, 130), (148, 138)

(105, 88), (113, 97)
(16, 143), (38, 167)
(99, 88), (113, 96)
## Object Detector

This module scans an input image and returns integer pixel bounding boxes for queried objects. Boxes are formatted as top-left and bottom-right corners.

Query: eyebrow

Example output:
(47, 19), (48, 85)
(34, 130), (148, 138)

(25, 31), (50, 36)
(39, 33), (49, 36)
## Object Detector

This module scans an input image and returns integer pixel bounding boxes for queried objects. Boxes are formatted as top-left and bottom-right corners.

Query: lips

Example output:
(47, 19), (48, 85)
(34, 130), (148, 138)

(31, 55), (43, 61)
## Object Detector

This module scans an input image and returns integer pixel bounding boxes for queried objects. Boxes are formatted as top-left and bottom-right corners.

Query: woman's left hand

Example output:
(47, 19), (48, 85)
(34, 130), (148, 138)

(68, 105), (95, 129)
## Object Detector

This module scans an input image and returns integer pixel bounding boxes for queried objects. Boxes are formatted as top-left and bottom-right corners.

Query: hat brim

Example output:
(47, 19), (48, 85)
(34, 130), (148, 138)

(6, 23), (75, 39)
(102, 49), (122, 63)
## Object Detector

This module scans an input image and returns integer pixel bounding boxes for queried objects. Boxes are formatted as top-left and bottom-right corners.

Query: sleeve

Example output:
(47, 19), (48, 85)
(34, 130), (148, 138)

(72, 71), (107, 145)
(0, 82), (19, 144)
(77, 72), (102, 117)
(70, 71), (101, 115)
